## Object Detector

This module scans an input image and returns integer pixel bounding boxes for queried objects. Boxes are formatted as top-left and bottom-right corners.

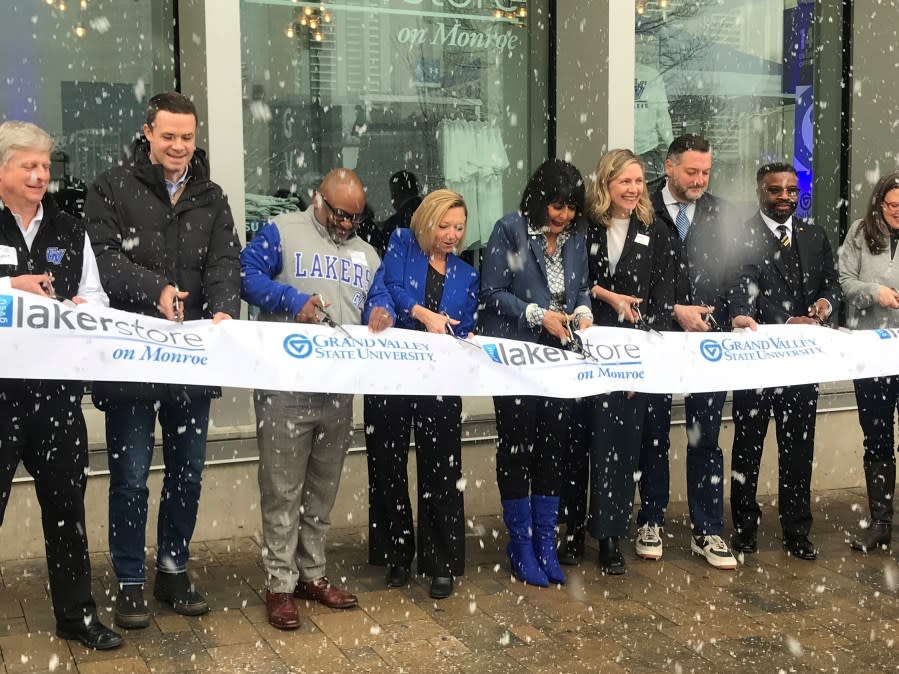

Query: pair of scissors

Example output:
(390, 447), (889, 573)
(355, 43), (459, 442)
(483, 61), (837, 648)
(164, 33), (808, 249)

(314, 302), (354, 340)
(565, 320), (600, 362)
(442, 311), (480, 350)
(631, 303), (663, 338)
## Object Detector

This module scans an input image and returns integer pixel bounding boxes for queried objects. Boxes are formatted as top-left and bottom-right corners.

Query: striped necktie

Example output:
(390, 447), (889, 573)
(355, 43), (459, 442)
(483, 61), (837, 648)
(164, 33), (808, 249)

(675, 203), (690, 241)
(776, 224), (791, 248)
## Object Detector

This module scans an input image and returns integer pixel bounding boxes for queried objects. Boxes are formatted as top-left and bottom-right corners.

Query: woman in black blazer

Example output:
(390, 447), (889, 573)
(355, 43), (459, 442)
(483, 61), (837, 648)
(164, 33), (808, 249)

(560, 149), (677, 573)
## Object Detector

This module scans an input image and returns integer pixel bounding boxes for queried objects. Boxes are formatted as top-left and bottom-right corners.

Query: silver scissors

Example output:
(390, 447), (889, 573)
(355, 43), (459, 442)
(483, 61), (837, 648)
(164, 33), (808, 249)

(632, 302), (663, 338)
(442, 312), (481, 350)
(314, 303), (354, 340)
(172, 284), (184, 323)
(565, 320), (600, 362)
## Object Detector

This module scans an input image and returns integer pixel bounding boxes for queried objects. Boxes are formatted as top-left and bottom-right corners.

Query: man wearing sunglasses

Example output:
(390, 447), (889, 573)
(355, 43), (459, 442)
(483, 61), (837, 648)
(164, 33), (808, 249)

(240, 168), (381, 630)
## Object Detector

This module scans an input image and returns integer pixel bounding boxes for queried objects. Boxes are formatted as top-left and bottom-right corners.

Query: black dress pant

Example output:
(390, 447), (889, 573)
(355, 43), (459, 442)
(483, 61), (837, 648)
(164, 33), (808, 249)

(731, 384), (818, 539)
(0, 395), (96, 629)
(587, 392), (646, 539)
(559, 398), (591, 529)
(853, 376), (899, 465)
(493, 395), (572, 500)
(365, 394), (464, 577)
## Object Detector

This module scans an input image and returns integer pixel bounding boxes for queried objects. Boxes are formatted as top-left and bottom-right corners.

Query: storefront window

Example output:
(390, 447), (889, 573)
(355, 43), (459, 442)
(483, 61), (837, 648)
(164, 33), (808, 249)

(635, 0), (813, 216)
(240, 0), (548, 252)
(0, 1), (176, 216)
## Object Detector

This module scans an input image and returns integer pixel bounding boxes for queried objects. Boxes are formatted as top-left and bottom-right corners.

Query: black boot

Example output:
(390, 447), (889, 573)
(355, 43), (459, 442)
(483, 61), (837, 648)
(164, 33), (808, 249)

(559, 527), (585, 566)
(850, 461), (895, 553)
(598, 537), (626, 575)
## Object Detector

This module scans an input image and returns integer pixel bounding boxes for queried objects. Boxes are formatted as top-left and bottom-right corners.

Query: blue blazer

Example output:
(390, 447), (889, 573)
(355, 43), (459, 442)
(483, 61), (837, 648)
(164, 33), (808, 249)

(363, 227), (479, 336)
(478, 211), (591, 342)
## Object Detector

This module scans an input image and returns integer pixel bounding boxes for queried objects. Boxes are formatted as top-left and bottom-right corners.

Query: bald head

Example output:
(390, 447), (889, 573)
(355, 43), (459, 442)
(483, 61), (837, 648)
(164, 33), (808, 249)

(314, 169), (366, 243)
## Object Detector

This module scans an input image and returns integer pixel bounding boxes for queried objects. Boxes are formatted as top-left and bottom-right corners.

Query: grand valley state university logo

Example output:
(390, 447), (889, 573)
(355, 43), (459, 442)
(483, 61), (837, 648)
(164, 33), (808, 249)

(699, 335), (822, 362)
(699, 339), (723, 362)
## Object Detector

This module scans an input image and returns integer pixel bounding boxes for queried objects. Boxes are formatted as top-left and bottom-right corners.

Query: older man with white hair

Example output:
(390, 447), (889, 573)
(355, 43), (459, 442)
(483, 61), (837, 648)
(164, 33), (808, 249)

(0, 120), (121, 650)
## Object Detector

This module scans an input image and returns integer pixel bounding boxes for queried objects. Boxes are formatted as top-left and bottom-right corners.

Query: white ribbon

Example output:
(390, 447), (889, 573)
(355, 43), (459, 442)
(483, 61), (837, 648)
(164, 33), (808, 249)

(1, 290), (897, 397)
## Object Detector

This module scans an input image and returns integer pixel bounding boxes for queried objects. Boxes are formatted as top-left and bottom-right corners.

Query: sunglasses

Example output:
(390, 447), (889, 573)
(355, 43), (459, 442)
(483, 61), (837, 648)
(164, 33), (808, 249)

(321, 195), (366, 226)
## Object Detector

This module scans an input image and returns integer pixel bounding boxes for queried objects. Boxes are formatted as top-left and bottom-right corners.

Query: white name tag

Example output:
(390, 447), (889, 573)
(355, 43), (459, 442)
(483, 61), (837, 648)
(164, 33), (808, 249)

(350, 251), (369, 266)
(634, 233), (650, 247)
(0, 245), (18, 265)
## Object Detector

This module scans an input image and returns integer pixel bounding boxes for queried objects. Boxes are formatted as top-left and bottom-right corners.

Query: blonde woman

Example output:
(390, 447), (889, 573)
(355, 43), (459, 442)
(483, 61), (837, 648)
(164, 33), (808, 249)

(363, 189), (479, 599)
(560, 149), (677, 573)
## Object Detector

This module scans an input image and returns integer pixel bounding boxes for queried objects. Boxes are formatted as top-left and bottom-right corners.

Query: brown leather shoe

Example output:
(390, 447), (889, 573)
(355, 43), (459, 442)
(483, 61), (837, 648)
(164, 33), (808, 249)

(294, 576), (358, 609)
(265, 591), (300, 630)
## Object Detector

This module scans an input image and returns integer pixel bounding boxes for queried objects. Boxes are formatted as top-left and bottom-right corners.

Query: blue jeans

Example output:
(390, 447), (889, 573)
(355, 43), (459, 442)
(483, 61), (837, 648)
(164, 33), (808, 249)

(106, 398), (210, 584)
(637, 391), (726, 535)
(684, 391), (727, 536)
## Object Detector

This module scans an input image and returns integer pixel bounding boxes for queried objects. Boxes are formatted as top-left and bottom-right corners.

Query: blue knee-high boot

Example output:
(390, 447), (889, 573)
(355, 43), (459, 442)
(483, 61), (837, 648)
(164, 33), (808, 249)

(531, 495), (567, 585)
(501, 498), (549, 587)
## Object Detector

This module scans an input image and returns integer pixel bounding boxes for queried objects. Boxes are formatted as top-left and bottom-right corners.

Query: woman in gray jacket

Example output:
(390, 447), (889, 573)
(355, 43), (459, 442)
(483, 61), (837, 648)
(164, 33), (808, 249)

(839, 171), (899, 553)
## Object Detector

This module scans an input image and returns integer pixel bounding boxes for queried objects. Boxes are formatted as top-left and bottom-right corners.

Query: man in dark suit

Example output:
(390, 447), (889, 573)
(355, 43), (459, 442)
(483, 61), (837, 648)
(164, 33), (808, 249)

(635, 134), (741, 569)
(728, 162), (841, 560)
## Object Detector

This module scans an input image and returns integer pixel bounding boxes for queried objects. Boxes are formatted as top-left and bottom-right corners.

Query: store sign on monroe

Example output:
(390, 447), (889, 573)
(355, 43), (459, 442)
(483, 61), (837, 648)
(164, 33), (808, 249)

(396, 22), (521, 50)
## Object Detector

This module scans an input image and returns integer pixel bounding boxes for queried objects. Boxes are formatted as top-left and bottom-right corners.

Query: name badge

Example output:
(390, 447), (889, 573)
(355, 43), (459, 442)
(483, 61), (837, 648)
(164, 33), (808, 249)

(350, 251), (369, 266)
(634, 233), (650, 247)
(0, 245), (17, 266)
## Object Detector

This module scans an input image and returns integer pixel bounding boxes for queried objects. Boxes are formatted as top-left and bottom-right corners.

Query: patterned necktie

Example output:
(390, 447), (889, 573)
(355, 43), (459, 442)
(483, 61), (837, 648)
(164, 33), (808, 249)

(675, 203), (690, 241)
(777, 224), (791, 248)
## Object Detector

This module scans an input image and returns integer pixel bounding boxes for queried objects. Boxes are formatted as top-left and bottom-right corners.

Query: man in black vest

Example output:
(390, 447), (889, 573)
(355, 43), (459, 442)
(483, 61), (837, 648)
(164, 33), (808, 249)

(729, 162), (841, 560)
(637, 134), (740, 569)
(0, 121), (122, 649)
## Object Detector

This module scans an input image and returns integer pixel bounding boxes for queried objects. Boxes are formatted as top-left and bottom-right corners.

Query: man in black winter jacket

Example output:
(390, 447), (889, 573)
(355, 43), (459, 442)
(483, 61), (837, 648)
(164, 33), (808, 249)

(84, 92), (241, 629)
(0, 120), (122, 650)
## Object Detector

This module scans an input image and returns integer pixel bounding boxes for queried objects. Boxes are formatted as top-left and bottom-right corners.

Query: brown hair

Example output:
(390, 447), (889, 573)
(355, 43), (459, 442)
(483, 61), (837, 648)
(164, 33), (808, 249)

(858, 171), (899, 255)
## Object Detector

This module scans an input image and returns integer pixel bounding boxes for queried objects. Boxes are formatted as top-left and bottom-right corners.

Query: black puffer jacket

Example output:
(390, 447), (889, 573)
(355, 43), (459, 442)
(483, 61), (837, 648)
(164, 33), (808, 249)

(84, 138), (241, 406)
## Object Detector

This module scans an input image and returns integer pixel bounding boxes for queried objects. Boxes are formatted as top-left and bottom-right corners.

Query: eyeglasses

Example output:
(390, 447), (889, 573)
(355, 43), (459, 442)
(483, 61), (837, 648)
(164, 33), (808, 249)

(764, 186), (800, 198)
(882, 201), (899, 212)
(320, 195), (366, 226)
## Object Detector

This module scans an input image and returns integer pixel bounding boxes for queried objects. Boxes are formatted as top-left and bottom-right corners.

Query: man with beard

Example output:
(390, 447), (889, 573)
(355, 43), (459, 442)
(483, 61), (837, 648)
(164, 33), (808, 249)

(728, 162), (840, 560)
(635, 134), (739, 569)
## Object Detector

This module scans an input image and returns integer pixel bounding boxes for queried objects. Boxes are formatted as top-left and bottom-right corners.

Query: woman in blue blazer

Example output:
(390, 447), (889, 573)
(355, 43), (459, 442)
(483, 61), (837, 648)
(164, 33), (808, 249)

(362, 189), (479, 599)
(479, 159), (593, 587)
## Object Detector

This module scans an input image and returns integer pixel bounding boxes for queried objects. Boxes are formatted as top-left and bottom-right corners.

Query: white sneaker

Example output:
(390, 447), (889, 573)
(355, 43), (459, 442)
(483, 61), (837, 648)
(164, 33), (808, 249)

(634, 524), (663, 560)
(691, 535), (737, 569)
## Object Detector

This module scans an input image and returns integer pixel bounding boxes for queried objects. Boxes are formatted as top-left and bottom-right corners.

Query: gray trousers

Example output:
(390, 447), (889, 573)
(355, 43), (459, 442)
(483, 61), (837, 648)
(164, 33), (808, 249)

(254, 390), (353, 593)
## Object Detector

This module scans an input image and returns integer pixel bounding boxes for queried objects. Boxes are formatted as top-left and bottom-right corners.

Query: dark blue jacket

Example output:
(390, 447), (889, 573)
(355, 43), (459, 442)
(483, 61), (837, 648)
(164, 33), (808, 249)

(478, 211), (591, 342)
(363, 227), (479, 336)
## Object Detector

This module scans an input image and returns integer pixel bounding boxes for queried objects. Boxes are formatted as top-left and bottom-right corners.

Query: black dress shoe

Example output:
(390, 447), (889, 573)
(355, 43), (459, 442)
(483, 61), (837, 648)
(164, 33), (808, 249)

(783, 535), (818, 560)
(598, 537), (626, 575)
(731, 531), (758, 554)
(386, 564), (410, 588)
(429, 576), (454, 599)
(850, 521), (892, 553)
(559, 529), (585, 566)
(57, 620), (124, 650)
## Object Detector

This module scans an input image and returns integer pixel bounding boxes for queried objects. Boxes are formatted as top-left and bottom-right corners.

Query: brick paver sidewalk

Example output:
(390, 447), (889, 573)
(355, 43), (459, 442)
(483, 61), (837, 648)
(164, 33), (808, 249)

(0, 488), (896, 672)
